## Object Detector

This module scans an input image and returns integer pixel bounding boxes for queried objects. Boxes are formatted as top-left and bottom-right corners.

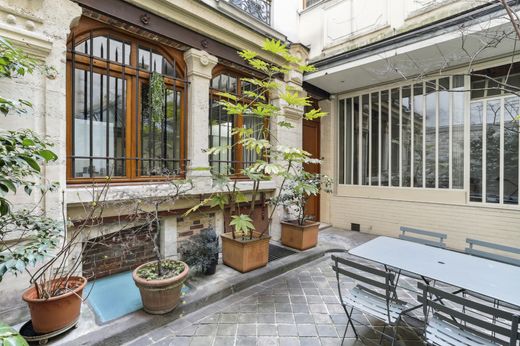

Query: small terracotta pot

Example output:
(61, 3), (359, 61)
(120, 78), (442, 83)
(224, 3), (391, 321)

(221, 232), (270, 273)
(132, 261), (189, 314)
(281, 220), (319, 250)
(22, 276), (86, 334)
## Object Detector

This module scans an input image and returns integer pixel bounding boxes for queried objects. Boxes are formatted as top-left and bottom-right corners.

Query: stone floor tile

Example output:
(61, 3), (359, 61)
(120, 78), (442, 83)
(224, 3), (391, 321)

(320, 337), (343, 346)
(299, 337), (321, 346)
(175, 325), (197, 337)
(279, 337), (300, 346)
(258, 303), (275, 313)
(216, 323), (237, 336)
(237, 323), (256, 336)
(312, 313), (332, 324)
(189, 336), (215, 346)
(148, 327), (174, 341)
(257, 336), (279, 346)
(309, 304), (328, 313)
(219, 313), (238, 323)
(213, 336), (236, 345)
(274, 295), (290, 303)
(238, 313), (257, 323)
(195, 324), (217, 336)
(154, 336), (189, 346)
(236, 336), (257, 346)
(291, 303), (310, 314)
(297, 324), (318, 337)
(275, 313), (294, 323)
(258, 323), (278, 336)
(326, 304), (344, 314)
(317, 324), (338, 337)
(198, 314), (219, 324)
(240, 304), (257, 313)
(278, 324), (298, 337)
(306, 296), (323, 303)
(275, 303), (292, 312)
(257, 313), (276, 323)
(294, 314), (315, 324)
(290, 295), (307, 303)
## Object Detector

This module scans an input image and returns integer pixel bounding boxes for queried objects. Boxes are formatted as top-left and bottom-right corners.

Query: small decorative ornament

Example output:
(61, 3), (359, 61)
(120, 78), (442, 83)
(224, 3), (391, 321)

(140, 13), (150, 25)
(200, 54), (209, 66)
(200, 39), (208, 49)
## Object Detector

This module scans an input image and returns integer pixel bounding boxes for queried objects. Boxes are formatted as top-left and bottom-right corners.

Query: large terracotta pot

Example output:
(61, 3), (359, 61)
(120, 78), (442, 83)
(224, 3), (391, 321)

(132, 261), (189, 314)
(221, 232), (270, 273)
(281, 220), (319, 250)
(22, 276), (86, 334)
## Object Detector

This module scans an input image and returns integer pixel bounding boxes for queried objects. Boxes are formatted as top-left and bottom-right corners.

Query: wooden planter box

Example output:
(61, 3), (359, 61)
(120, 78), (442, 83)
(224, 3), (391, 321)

(281, 220), (319, 250)
(221, 232), (270, 273)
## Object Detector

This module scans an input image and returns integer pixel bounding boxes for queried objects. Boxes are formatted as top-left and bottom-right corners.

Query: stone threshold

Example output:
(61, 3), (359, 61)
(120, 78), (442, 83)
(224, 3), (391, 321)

(57, 242), (333, 346)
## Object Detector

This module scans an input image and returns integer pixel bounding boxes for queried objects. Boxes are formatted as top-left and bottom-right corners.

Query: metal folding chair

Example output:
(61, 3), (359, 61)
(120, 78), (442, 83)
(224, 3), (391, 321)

(418, 282), (520, 346)
(331, 254), (409, 345)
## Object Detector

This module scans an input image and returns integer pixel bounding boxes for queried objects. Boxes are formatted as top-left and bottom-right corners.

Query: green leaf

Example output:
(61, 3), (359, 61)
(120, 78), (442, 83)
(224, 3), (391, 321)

(20, 155), (40, 171)
(304, 108), (327, 120)
(262, 39), (288, 55)
(280, 92), (311, 107)
(230, 214), (255, 234)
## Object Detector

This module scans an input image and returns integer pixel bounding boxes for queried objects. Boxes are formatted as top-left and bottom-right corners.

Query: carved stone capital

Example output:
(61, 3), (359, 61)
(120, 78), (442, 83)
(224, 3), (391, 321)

(183, 48), (218, 80)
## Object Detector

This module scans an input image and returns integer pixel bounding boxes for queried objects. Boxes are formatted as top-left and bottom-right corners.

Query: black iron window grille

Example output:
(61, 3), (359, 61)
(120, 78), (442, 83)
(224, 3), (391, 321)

(230, 0), (271, 25)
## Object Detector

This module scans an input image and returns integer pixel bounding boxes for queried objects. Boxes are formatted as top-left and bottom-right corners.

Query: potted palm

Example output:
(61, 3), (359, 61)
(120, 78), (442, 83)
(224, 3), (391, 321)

(185, 39), (327, 272)
(277, 171), (332, 250)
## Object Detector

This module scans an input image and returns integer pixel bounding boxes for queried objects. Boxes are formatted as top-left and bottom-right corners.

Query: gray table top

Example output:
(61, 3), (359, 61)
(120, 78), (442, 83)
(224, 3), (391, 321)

(349, 236), (520, 307)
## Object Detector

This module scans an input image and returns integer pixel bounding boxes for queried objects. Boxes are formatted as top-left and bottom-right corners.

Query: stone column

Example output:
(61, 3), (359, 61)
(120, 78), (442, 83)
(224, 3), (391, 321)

(183, 48), (218, 182)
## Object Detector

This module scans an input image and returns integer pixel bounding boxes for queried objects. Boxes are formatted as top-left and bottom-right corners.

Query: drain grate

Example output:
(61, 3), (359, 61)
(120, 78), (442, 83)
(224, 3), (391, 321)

(268, 243), (297, 262)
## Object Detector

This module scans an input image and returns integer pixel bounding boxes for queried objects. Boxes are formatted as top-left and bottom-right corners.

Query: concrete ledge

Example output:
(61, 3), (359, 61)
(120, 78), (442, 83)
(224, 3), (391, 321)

(62, 243), (331, 346)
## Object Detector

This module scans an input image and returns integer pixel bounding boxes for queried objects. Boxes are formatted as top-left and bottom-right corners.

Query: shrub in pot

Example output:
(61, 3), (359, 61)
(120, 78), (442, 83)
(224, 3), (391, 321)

(275, 171), (332, 250)
(179, 227), (219, 275)
(185, 39), (328, 272)
(0, 37), (92, 334)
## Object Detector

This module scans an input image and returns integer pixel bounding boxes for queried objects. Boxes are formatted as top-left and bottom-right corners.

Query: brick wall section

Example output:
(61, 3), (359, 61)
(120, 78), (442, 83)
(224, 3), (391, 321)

(176, 212), (216, 251)
(82, 224), (158, 279)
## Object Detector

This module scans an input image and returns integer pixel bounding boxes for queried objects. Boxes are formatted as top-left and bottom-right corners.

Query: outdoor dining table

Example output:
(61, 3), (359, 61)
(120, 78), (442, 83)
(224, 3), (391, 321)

(348, 236), (520, 308)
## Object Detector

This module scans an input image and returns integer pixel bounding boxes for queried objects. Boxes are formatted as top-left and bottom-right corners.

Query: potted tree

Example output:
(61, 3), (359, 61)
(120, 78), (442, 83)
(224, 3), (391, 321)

(277, 171), (332, 250)
(179, 227), (219, 275)
(185, 39), (327, 272)
(0, 37), (92, 334)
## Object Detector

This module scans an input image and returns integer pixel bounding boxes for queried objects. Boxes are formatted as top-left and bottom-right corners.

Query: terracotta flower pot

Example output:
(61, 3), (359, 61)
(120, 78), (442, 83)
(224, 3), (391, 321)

(221, 232), (270, 273)
(22, 276), (87, 334)
(281, 220), (319, 250)
(132, 261), (189, 314)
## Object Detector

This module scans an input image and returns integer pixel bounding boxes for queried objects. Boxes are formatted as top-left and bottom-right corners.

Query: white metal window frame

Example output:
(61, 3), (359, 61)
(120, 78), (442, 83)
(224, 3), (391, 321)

(337, 75), (465, 191)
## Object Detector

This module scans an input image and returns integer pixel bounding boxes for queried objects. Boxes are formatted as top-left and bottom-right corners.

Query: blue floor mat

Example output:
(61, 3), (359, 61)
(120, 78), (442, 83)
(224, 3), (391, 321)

(85, 271), (142, 324)
(85, 270), (191, 324)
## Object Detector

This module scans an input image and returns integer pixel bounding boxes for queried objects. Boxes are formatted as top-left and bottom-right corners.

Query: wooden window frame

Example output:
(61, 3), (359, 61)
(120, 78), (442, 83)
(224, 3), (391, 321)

(66, 17), (188, 184)
(209, 66), (269, 178)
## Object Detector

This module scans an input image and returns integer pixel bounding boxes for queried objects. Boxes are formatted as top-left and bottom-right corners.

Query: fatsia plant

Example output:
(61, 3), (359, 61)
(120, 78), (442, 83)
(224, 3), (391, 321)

(273, 170), (333, 226)
(0, 37), (61, 281)
(186, 39), (327, 240)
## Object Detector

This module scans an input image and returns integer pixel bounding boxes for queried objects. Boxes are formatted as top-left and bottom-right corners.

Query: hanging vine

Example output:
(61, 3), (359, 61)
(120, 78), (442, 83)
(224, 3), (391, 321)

(149, 72), (165, 123)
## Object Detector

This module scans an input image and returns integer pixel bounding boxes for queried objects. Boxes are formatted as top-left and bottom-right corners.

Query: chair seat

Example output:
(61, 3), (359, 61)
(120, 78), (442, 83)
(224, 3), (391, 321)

(343, 285), (408, 325)
(425, 315), (497, 346)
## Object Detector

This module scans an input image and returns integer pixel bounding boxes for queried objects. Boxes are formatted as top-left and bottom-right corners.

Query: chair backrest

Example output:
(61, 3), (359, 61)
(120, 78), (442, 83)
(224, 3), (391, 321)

(399, 226), (447, 248)
(331, 254), (395, 320)
(465, 238), (520, 267)
(418, 282), (520, 346)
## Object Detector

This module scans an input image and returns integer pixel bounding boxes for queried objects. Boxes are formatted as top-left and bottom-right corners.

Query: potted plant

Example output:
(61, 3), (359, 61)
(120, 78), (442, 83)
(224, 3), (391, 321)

(0, 37), (93, 334)
(179, 227), (219, 275)
(0, 322), (28, 346)
(117, 180), (194, 314)
(185, 39), (328, 272)
(276, 171), (332, 250)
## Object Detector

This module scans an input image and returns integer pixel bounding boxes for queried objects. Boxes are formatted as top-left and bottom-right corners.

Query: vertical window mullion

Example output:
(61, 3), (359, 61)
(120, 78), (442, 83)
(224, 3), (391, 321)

(358, 96), (362, 185)
(411, 84), (415, 188)
(422, 82), (426, 188)
(351, 99), (354, 183)
(378, 91), (381, 186)
(89, 33), (94, 178)
(500, 97), (504, 204)
(389, 91), (392, 186)
(343, 99), (347, 184)
(482, 99), (487, 203)
(435, 79), (439, 188)
(448, 76), (453, 189)
(368, 94), (372, 186)
(399, 87), (402, 187)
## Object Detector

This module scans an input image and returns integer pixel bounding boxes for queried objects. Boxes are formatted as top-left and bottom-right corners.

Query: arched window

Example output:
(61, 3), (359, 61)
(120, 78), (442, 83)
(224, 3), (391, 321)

(209, 68), (266, 176)
(67, 18), (188, 182)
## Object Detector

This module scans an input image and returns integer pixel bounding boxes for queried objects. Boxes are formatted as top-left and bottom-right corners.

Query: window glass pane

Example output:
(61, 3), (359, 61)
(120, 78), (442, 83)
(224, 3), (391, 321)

(438, 77), (449, 188)
(92, 36), (107, 59)
(380, 90), (390, 186)
(139, 47), (151, 70)
(401, 86), (412, 187)
(108, 38), (131, 65)
(211, 75), (220, 90)
(413, 83), (424, 187)
(345, 98), (353, 184)
(339, 99), (345, 184)
(487, 78), (502, 97)
(486, 100), (501, 203)
(353, 97), (360, 184)
(391, 88), (400, 186)
(452, 75), (465, 189)
(362, 94), (369, 185)
(371, 92), (379, 185)
(73, 69), (126, 178)
(471, 79), (485, 99)
(243, 114), (263, 169)
(151, 52), (163, 74)
(470, 102), (483, 202)
(229, 76), (237, 94)
(425, 81), (436, 188)
(209, 99), (233, 175)
(504, 96), (519, 204)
